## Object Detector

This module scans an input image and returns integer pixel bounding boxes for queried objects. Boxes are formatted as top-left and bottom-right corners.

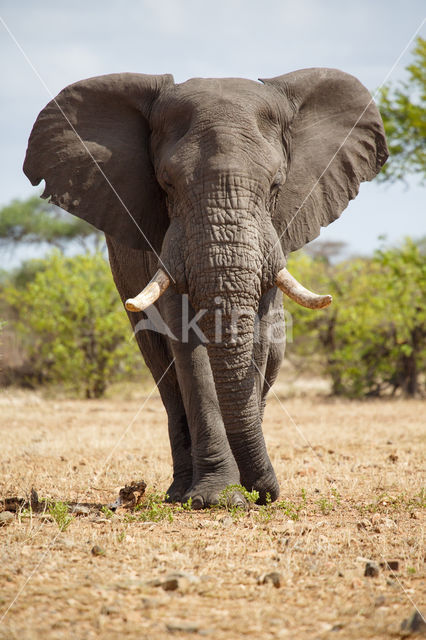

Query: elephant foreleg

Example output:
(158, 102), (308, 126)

(106, 238), (193, 500)
(160, 292), (240, 508)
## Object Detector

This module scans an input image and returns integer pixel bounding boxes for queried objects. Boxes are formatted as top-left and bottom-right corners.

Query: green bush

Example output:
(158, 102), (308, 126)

(2, 251), (143, 397)
(286, 239), (425, 397)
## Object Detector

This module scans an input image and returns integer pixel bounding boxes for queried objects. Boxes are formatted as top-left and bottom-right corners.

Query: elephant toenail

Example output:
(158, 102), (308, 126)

(191, 496), (205, 510)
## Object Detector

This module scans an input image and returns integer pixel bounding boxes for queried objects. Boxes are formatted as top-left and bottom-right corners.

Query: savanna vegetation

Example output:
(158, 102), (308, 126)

(0, 37), (424, 640)
(0, 37), (425, 398)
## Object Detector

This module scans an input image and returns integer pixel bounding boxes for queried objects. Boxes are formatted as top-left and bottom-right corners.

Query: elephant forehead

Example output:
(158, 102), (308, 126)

(162, 77), (283, 119)
(178, 76), (263, 96)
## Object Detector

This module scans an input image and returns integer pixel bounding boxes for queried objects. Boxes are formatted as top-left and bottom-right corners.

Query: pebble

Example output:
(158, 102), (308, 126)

(380, 560), (399, 572)
(72, 505), (91, 516)
(166, 623), (200, 633)
(364, 562), (379, 578)
(149, 572), (198, 592)
(91, 545), (105, 556)
(257, 571), (282, 588)
(0, 511), (14, 527)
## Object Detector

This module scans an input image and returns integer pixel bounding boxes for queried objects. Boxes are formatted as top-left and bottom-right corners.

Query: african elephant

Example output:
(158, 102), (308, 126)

(23, 69), (388, 507)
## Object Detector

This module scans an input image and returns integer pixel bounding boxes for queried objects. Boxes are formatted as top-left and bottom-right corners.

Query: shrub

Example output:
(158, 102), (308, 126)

(2, 251), (143, 397)
(286, 239), (425, 397)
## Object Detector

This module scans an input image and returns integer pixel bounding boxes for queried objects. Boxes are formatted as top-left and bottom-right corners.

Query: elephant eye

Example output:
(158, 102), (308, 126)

(271, 171), (283, 191)
(160, 169), (174, 191)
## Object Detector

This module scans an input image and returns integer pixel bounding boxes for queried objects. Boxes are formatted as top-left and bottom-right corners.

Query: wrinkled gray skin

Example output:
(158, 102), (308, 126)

(24, 70), (388, 507)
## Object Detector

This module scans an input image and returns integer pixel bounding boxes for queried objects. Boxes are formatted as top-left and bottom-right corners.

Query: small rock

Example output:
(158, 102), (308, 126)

(90, 517), (110, 524)
(160, 577), (181, 591)
(380, 560), (399, 572)
(91, 545), (105, 556)
(150, 572), (197, 592)
(100, 604), (120, 616)
(357, 519), (371, 530)
(400, 609), (426, 635)
(375, 595), (386, 608)
(257, 571), (282, 588)
(39, 513), (54, 522)
(166, 622), (200, 633)
(0, 511), (14, 527)
(364, 562), (379, 577)
(388, 453), (398, 463)
(72, 504), (90, 516)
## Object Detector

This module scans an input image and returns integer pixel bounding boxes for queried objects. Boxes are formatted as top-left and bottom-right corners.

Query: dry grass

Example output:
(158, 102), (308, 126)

(0, 378), (424, 640)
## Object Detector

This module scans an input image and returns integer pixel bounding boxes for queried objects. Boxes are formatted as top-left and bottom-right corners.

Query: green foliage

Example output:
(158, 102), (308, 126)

(133, 490), (174, 522)
(0, 196), (102, 250)
(377, 36), (426, 184)
(2, 251), (143, 397)
(275, 489), (308, 521)
(4, 258), (49, 289)
(286, 238), (426, 397)
(356, 488), (425, 515)
(101, 506), (115, 519)
(317, 497), (334, 515)
(48, 501), (74, 531)
(218, 484), (259, 508)
(181, 497), (193, 511)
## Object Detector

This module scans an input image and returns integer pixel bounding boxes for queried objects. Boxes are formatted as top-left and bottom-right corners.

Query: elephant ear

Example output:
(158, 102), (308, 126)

(261, 68), (388, 253)
(23, 73), (174, 251)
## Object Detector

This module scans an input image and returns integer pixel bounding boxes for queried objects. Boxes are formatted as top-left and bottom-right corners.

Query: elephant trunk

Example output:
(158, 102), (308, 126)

(183, 192), (280, 499)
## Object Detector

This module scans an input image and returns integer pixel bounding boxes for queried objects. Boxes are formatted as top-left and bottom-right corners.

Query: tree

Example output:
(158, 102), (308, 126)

(2, 252), (144, 397)
(286, 239), (426, 397)
(0, 196), (103, 252)
(377, 36), (426, 184)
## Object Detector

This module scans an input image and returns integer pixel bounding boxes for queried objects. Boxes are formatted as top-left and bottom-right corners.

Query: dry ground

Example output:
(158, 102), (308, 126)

(0, 378), (424, 640)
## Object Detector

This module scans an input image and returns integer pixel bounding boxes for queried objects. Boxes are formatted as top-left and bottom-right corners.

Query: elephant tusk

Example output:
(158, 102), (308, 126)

(275, 268), (332, 309)
(125, 269), (171, 312)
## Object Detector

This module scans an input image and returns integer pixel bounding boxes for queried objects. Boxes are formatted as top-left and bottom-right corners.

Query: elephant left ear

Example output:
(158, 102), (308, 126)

(261, 68), (388, 254)
(23, 73), (174, 252)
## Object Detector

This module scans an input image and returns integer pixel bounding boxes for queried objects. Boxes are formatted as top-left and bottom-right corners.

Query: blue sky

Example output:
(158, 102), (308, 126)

(0, 1), (425, 259)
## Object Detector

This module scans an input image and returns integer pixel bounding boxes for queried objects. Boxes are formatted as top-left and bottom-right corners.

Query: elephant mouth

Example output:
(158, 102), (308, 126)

(125, 267), (332, 313)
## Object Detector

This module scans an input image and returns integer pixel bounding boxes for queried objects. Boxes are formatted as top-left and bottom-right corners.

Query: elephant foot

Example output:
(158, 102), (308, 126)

(165, 473), (193, 503)
(181, 458), (241, 509)
(241, 466), (280, 505)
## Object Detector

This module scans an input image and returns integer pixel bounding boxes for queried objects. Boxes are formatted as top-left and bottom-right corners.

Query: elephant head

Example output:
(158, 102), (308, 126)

(24, 70), (387, 498)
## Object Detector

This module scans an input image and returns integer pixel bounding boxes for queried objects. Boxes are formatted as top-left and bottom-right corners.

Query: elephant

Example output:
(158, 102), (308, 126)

(23, 69), (388, 507)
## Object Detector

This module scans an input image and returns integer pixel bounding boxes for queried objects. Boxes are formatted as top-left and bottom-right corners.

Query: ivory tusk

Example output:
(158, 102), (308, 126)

(275, 268), (332, 309)
(125, 269), (171, 312)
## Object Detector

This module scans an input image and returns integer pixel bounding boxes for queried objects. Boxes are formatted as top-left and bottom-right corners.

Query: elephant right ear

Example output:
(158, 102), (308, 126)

(261, 68), (388, 254)
(23, 73), (174, 252)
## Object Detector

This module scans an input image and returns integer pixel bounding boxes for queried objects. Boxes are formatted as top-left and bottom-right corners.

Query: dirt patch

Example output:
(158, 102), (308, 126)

(0, 383), (424, 639)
